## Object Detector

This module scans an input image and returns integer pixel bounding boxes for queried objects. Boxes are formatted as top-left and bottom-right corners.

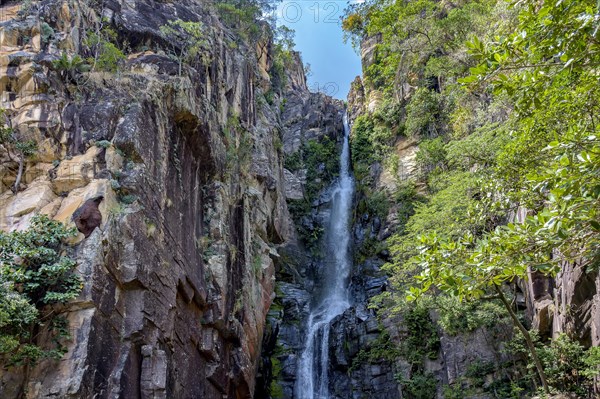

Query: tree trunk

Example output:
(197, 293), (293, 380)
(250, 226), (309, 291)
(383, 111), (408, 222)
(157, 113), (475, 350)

(494, 284), (550, 395)
(13, 153), (24, 193)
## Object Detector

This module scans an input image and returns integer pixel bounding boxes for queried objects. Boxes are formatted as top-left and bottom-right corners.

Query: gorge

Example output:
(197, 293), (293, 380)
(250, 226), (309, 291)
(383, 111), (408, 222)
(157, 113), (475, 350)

(1, 0), (600, 398)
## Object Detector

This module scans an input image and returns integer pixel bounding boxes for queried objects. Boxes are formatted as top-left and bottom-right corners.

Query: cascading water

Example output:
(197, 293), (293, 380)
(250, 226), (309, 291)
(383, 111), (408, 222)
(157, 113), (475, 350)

(296, 114), (354, 399)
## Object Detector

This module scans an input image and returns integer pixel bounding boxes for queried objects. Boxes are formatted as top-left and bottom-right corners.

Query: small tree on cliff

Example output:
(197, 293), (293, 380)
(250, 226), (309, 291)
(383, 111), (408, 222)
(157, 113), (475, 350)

(160, 19), (210, 76)
(0, 215), (81, 367)
(0, 109), (37, 193)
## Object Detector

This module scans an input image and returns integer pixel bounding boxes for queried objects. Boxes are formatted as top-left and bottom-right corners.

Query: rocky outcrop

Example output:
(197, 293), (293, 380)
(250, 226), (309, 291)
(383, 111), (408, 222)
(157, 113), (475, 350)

(72, 195), (103, 238)
(0, 1), (332, 398)
(553, 261), (599, 347)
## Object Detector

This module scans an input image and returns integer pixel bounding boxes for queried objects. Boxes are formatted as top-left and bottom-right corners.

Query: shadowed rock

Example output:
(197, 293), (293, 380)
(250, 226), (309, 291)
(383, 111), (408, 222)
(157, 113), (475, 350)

(72, 196), (104, 238)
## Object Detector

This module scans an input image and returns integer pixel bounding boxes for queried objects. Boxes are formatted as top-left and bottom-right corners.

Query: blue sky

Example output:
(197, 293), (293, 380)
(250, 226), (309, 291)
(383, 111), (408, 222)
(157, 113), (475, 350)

(275, 1), (362, 100)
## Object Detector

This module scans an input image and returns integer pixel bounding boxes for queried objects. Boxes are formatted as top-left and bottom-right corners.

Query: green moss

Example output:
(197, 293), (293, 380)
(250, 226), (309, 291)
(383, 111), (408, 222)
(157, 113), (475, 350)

(269, 356), (284, 398)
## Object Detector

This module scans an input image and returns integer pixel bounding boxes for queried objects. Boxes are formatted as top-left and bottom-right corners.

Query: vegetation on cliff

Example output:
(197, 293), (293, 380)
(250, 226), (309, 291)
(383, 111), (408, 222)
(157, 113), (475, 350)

(0, 215), (80, 367)
(344, 0), (600, 396)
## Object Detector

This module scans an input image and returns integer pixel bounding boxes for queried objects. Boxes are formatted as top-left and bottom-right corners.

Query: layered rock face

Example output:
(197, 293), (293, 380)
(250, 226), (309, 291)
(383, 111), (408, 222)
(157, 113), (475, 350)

(0, 1), (337, 398)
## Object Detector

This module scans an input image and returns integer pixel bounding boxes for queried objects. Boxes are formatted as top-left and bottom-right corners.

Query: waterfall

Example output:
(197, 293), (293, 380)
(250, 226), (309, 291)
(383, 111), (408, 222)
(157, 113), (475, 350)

(296, 114), (354, 399)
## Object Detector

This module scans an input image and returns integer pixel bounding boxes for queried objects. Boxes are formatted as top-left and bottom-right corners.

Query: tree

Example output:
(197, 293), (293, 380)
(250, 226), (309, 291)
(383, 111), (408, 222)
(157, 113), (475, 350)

(0, 215), (80, 367)
(160, 19), (210, 76)
(274, 25), (295, 51)
(408, 0), (600, 395)
(0, 109), (37, 193)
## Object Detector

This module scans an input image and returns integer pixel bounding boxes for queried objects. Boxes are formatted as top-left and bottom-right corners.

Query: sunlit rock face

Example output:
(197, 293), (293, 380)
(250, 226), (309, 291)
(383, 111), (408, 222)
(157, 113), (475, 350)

(0, 0), (335, 397)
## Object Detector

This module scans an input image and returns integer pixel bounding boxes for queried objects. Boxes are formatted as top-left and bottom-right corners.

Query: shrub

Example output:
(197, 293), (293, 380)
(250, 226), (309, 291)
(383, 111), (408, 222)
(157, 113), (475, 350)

(0, 215), (80, 366)
(51, 53), (89, 83)
(506, 331), (600, 396)
(86, 29), (126, 72)
(350, 114), (375, 165)
(436, 296), (508, 335)
(283, 151), (302, 172)
(399, 371), (437, 399)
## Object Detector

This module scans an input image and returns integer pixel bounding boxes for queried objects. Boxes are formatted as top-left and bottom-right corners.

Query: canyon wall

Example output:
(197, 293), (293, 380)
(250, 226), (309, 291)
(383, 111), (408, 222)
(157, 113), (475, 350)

(0, 1), (341, 397)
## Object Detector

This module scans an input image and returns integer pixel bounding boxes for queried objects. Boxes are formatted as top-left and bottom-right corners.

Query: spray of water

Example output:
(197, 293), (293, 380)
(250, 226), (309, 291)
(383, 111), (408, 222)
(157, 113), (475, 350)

(296, 114), (354, 399)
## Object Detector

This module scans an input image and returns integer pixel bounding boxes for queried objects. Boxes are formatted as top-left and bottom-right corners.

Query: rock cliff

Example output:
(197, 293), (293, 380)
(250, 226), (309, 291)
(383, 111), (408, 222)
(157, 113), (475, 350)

(0, 1), (341, 398)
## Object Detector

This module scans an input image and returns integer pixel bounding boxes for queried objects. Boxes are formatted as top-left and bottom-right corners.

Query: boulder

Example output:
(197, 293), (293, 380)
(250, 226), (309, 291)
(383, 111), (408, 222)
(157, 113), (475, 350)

(72, 196), (104, 238)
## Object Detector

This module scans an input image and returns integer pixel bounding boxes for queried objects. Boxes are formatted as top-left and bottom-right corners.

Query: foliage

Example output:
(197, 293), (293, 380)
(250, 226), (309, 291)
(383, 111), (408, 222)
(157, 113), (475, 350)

(0, 108), (38, 192)
(358, 190), (389, 221)
(350, 114), (376, 166)
(400, 304), (440, 365)
(286, 136), (339, 251)
(445, 124), (508, 170)
(215, 0), (278, 41)
(391, 182), (424, 237)
(398, 371), (437, 399)
(40, 21), (54, 45)
(269, 27), (296, 93)
(95, 140), (111, 149)
(405, 88), (445, 138)
(51, 53), (89, 83)
(443, 360), (520, 399)
(435, 296), (508, 336)
(119, 194), (137, 205)
(349, 329), (401, 372)
(274, 25), (295, 52)
(0, 215), (80, 366)
(283, 151), (302, 172)
(415, 136), (447, 178)
(303, 137), (339, 200)
(85, 23), (126, 73)
(408, 0), (600, 301)
(160, 19), (210, 75)
(223, 114), (253, 179)
(506, 331), (600, 396)
(347, 0), (600, 396)
(343, 0), (499, 93)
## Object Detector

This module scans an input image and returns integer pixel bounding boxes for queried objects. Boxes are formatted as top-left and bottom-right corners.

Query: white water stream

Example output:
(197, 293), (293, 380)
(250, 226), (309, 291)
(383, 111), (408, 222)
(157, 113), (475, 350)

(296, 114), (354, 399)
